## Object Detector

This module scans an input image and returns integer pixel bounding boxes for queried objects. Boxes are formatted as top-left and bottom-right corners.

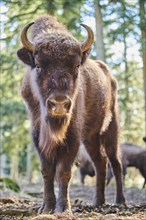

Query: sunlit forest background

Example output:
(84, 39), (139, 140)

(1, 0), (146, 189)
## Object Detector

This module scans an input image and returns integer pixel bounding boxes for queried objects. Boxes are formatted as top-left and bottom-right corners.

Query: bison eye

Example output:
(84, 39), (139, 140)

(35, 64), (40, 69)
(35, 64), (41, 73)
(77, 64), (80, 68)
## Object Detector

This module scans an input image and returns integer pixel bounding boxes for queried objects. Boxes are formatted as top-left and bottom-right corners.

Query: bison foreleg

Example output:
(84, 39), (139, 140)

(38, 158), (56, 214)
(55, 138), (79, 213)
(56, 167), (71, 213)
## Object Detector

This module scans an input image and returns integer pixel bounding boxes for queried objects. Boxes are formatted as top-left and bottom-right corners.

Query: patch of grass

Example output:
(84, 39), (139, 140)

(0, 177), (21, 192)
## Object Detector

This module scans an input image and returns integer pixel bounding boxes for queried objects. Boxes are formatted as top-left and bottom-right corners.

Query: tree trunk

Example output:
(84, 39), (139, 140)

(11, 152), (19, 180)
(94, 0), (105, 61)
(122, 2), (130, 141)
(26, 144), (33, 183)
(139, 0), (146, 135)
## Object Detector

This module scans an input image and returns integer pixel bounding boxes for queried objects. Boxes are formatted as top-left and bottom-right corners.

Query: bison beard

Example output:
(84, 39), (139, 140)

(45, 115), (68, 130)
(17, 14), (125, 214)
(39, 114), (69, 156)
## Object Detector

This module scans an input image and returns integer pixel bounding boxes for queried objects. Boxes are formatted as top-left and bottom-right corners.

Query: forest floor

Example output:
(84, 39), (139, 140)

(0, 181), (146, 220)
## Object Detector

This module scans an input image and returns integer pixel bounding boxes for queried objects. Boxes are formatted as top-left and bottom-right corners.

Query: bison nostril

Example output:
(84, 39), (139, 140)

(47, 100), (56, 111)
(46, 97), (71, 115)
(64, 100), (71, 110)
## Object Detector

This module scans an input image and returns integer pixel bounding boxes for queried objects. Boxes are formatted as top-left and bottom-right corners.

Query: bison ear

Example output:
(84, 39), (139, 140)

(81, 47), (92, 64)
(17, 47), (35, 68)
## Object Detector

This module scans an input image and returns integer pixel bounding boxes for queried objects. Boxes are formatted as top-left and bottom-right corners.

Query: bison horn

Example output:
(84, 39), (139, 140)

(21, 22), (35, 52)
(80, 24), (94, 52)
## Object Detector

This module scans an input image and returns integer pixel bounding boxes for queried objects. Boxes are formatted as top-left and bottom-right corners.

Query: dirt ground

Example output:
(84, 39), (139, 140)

(0, 179), (146, 220)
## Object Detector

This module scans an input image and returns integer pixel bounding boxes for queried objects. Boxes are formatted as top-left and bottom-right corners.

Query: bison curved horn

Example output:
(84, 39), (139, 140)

(80, 24), (94, 52)
(21, 22), (35, 52)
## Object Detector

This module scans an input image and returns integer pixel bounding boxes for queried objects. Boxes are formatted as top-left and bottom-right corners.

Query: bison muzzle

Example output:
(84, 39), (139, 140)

(17, 14), (125, 214)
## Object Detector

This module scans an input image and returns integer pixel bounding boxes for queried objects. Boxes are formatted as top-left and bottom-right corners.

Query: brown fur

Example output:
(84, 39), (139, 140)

(17, 14), (125, 214)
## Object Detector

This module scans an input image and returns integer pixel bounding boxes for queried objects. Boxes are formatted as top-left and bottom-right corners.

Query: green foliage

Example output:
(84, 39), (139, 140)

(117, 62), (144, 143)
(101, 0), (145, 144)
(18, 146), (27, 174)
(0, 177), (21, 192)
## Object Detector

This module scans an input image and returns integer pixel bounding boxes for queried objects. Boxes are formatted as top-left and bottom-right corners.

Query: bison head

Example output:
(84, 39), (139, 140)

(17, 20), (94, 149)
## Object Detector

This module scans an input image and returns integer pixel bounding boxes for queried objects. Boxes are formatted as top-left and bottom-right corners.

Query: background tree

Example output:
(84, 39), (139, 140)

(139, 0), (146, 134)
(94, 0), (105, 61)
(102, 0), (145, 143)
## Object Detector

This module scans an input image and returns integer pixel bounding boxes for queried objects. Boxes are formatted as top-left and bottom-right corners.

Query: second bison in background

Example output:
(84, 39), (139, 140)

(78, 143), (146, 188)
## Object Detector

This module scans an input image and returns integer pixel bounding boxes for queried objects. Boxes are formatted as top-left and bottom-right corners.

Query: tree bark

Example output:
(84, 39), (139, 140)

(139, 0), (146, 135)
(11, 152), (19, 180)
(122, 2), (130, 140)
(26, 144), (33, 183)
(94, 0), (105, 61)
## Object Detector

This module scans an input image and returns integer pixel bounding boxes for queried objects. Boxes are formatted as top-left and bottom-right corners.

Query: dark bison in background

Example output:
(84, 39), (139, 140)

(78, 143), (146, 188)
(17, 14), (125, 214)
(77, 143), (96, 184)
(107, 143), (146, 188)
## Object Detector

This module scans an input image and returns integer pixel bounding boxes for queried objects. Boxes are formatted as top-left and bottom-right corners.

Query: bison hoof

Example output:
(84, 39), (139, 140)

(116, 196), (126, 205)
(38, 203), (54, 214)
(55, 204), (71, 213)
(92, 198), (105, 207)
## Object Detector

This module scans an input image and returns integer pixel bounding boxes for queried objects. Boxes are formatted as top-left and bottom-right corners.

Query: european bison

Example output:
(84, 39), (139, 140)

(107, 143), (146, 188)
(77, 143), (95, 184)
(78, 143), (146, 188)
(17, 14), (125, 213)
